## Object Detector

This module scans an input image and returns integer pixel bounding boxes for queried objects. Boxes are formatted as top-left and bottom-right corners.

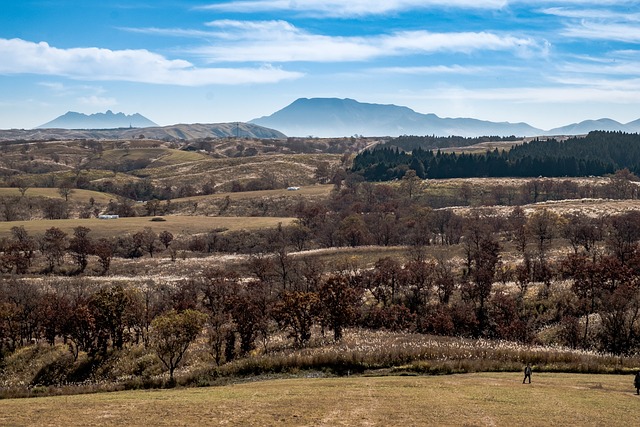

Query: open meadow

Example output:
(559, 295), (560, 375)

(1, 373), (638, 426)
(0, 187), (115, 205)
(0, 215), (295, 238)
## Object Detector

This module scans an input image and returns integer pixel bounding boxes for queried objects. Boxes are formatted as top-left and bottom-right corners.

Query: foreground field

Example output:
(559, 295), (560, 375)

(0, 215), (295, 238)
(0, 373), (637, 426)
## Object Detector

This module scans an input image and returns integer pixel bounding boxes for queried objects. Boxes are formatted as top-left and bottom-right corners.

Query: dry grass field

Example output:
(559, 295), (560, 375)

(0, 373), (637, 426)
(171, 184), (333, 203)
(451, 198), (640, 218)
(98, 148), (209, 167)
(439, 139), (526, 154)
(0, 187), (115, 204)
(0, 215), (295, 238)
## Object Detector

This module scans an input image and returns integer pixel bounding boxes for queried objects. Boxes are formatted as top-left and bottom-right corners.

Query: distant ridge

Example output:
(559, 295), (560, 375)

(251, 97), (640, 138)
(0, 122), (286, 141)
(547, 118), (640, 135)
(38, 110), (158, 129)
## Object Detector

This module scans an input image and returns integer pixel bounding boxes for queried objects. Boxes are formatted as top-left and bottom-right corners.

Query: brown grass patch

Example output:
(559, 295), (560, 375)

(0, 187), (115, 204)
(0, 215), (295, 238)
(1, 373), (638, 426)
(171, 184), (333, 203)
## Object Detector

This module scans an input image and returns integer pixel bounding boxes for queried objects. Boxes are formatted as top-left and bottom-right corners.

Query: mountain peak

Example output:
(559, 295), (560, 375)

(250, 97), (540, 137)
(38, 111), (157, 129)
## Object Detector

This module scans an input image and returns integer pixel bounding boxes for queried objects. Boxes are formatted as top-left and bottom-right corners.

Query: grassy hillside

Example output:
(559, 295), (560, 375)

(0, 137), (347, 197)
(0, 187), (115, 204)
(95, 147), (209, 168)
(171, 184), (333, 203)
(1, 373), (638, 426)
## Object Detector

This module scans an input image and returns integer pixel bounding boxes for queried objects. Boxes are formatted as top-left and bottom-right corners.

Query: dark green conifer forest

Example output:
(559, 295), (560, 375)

(352, 131), (640, 180)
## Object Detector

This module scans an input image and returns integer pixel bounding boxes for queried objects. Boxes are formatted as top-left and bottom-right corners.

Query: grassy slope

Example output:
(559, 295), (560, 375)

(170, 184), (333, 203)
(0, 373), (637, 426)
(0, 187), (115, 204)
(98, 148), (209, 166)
(0, 215), (294, 238)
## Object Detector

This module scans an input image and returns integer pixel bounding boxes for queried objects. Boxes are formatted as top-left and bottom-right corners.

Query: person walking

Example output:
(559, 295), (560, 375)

(523, 363), (532, 384)
(634, 371), (640, 395)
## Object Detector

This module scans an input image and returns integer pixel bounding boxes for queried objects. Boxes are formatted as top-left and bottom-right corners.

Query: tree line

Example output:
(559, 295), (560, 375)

(352, 131), (640, 180)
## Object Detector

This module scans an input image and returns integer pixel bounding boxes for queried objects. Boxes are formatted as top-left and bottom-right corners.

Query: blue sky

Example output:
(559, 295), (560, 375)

(1, 0), (640, 130)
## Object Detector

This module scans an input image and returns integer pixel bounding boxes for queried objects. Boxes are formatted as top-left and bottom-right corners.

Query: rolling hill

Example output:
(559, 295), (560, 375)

(0, 122), (286, 141)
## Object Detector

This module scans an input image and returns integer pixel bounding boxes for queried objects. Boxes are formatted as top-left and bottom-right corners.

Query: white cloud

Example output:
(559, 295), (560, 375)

(38, 82), (66, 92)
(515, 0), (637, 5)
(540, 5), (640, 43)
(0, 38), (303, 85)
(370, 65), (518, 75)
(559, 58), (640, 76)
(549, 75), (640, 91)
(418, 83), (640, 104)
(541, 7), (640, 21)
(561, 22), (640, 43)
(120, 27), (222, 38)
(197, 0), (507, 17)
(190, 20), (546, 62)
(78, 95), (118, 107)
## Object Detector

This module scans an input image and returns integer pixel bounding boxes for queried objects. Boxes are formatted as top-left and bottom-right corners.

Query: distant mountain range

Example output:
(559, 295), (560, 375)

(251, 98), (640, 138)
(21, 101), (640, 140)
(546, 118), (640, 135)
(38, 110), (158, 129)
(0, 122), (285, 141)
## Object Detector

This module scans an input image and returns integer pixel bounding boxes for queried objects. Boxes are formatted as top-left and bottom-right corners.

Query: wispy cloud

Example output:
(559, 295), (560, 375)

(549, 75), (640, 92)
(561, 22), (640, 43)
(370, 65), (522, 76)
(559, 56), (640, 76)
(0, 38), (303, 85)
(540, 5), (640, 43)
(541, 7), (640, 21)
(38, 82), (66, 92)
(418, 81), (640, 104)
(517, 0), (637, 5)
(77, 95), (118, 107)
(197, 0), (507, 17)
(189, 20), (546, 62)
(120, 27), (221, 38)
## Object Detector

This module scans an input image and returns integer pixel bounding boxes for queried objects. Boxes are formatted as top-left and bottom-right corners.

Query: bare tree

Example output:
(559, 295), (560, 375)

(57, 181), (75, 202)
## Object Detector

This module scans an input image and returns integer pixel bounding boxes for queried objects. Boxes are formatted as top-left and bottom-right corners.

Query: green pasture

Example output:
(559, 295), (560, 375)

(0, 215), (294, 238)
(0, 373), (637, 426)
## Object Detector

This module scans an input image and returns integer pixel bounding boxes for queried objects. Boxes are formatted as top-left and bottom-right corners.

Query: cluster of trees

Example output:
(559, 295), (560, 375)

(0, 267), (366, 379)
(3, 208), (640, 386)
(353, 131), (640, 180)
(0, 225), (174, 275)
